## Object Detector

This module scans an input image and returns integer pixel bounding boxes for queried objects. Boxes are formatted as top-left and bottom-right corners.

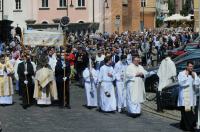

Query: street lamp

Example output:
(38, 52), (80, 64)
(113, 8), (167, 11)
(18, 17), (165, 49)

(103, 0), (109, 33)
(2, 0), (4, 20)
(142, 0), (145, 32)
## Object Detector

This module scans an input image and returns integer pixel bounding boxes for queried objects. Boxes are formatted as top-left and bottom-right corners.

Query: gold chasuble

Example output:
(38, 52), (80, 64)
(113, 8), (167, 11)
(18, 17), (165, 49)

(34, 67), (58, 100)
(0, 62), (14, 96)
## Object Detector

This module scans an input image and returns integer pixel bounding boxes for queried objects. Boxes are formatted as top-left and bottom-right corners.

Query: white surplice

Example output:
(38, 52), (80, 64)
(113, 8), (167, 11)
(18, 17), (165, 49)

(48, 56), (57, 72)
(157, 57), (176, 91)
(177, 70), (200, 110)
(114, 61), (127, 111)
(125, 63), (147, 114)
(83, 68), (98, 107)
(98, 65), (116, 112)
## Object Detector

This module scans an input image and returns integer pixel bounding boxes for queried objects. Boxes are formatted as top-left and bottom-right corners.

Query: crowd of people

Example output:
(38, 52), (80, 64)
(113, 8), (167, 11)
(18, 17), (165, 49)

(0, 27), (199, 131)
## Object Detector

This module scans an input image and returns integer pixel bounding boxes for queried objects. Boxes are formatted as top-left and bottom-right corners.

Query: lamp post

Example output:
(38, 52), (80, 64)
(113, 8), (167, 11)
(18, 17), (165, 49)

(2, 0), (4, 20)
(103, 0), (109, 33)
(93, 0), (94, 23)
(199, 0), (200, 35)
(142, 0), (145, 32)
(67, 0), (69, 17)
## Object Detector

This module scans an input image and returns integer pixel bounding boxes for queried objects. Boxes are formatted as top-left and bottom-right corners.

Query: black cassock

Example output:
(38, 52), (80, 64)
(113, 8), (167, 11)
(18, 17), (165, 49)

(17, 61), (35, 108)
(55, 59), (71, 107)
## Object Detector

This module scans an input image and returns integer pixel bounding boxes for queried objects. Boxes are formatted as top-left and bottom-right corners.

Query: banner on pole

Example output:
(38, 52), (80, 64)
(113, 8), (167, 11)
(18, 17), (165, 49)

(23, 30), (64, 46)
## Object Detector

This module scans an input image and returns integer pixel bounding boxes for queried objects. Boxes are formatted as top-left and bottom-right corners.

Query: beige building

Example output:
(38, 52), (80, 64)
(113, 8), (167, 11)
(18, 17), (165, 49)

(194, 0), (199, 32)
(103, 0), (156, 33)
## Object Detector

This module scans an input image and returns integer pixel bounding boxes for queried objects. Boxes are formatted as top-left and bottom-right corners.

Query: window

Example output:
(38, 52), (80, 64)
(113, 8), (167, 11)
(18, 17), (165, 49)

(42, 0), (48, 7)
(15, 0), (21, 10)
(141, 0), (146, 7)
(60, 0), (66, 7)
(78, 0), (85, 7)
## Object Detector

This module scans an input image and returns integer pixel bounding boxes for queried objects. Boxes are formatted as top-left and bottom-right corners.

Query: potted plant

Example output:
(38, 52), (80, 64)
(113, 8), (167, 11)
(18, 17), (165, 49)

(25, 19), (36, 24)
(53, 18), (61, 23)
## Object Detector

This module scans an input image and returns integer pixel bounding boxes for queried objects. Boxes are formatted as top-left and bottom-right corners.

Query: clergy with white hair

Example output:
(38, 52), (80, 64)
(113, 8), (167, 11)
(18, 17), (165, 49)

(125, 55), (147, 117)
(98, 56), (116, 112)
(114, 55), (128, 112)
(178, 61), (200, 131)
(83, 60), (98, 108)
(157, 54), (176, 112)
(34, 55), (58, 105)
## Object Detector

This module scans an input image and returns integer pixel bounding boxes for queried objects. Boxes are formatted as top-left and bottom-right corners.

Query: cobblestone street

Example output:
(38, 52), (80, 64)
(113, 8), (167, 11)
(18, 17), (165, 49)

(0, 82), (182, 132)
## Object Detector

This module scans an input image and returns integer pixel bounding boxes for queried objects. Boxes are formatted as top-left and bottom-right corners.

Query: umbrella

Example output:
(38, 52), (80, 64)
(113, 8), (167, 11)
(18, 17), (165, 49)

(164, 14), (187, 22)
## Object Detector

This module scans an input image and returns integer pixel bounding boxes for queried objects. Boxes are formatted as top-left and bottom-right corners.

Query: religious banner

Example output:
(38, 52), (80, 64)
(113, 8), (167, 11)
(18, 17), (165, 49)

(23, 30), (64, 46)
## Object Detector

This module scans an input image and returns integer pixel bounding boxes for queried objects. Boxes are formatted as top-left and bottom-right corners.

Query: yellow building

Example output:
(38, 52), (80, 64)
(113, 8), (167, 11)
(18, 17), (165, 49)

(104, 0), (156, 33)
(194, 0), (199, 32)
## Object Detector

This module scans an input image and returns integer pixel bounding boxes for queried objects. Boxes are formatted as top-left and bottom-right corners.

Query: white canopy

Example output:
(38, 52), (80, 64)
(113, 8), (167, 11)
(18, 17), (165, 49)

(23, 30), (64, 46)
(164, 14), (187, 22)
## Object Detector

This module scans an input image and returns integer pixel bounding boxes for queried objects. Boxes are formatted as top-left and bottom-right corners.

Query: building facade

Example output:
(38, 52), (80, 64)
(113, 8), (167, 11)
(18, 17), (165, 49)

(0, 0), (33, 28)
(194, 0), (199, 32)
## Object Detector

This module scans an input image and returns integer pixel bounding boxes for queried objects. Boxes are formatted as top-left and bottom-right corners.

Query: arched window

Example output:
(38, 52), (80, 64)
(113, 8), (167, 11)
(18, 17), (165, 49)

(78, 0), (85, 7)
(15, 0), (21, 9)
(42, 0), (48, 7)
(59, 0), (66, 7)
(42, 21), (48, 24)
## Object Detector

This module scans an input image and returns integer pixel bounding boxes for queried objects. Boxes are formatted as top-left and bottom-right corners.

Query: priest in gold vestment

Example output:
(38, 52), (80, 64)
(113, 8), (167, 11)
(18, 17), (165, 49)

(0, 55), (14, 105)
(33, 56), (58, 105)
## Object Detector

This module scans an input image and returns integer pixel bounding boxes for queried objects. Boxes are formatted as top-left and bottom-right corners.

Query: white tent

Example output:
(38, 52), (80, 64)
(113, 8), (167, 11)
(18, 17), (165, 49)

(185, 14), (194, 21)
(164, 14), (187, 22)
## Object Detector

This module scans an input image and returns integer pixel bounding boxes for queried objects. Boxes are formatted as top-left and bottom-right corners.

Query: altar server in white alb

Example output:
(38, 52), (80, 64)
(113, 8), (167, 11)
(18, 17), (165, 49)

(125, 55), (147, 117)
(157, 54), (176, 112)
(98, 56), (116, 112)
(177, 61), (200, 131)
(0, 54), (14, 105)
(114, 55), (128, 112)
(83, 60), (98, 108)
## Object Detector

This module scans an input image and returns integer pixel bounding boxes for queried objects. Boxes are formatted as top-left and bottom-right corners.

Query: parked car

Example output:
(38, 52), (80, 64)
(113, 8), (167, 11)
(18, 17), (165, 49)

(145, 51), (200, 109)
(145, 50), (200, 92)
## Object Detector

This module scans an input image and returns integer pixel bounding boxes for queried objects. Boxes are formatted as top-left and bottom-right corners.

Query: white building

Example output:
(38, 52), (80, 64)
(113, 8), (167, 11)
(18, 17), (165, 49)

(0, 0), (34, 29)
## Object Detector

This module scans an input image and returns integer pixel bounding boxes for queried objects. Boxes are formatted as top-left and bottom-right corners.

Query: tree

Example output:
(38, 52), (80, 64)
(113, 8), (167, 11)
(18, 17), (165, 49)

(181, 0), (192, 16)
(168, 0), (175, 15)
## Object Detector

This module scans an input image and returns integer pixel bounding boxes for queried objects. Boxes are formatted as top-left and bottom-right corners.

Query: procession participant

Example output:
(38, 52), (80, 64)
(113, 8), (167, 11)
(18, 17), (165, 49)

(157, 53), (176, 112)
(14, 52), (22, 94)
(34, 55), (58, 105)
(17, 52), (35, 109)
(151, 46), (158, 67)
(95, 50), (105, 71)
(65, 49), (76, 79)
(178, 61), (200, 131)
(0, 54), (14, 105)
(114, 55), (128, 112)
(55, 52), (71, 108)
(125, 55), (147, 117)
(98, 56), (116, 112)
(83, 60), (98, 108)
(48, 49), (57, 72)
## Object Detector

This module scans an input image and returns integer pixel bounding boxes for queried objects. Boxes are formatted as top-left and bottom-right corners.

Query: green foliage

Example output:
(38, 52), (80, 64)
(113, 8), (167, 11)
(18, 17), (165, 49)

(168, 0), (175, 15)
(181, 0), (192, 16)
(156, 18), (164, 27)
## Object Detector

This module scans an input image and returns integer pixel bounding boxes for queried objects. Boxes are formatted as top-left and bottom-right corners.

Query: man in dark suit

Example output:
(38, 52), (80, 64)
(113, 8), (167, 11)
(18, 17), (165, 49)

(55, 53), (71, 108)
(17, 53), (35, 109)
